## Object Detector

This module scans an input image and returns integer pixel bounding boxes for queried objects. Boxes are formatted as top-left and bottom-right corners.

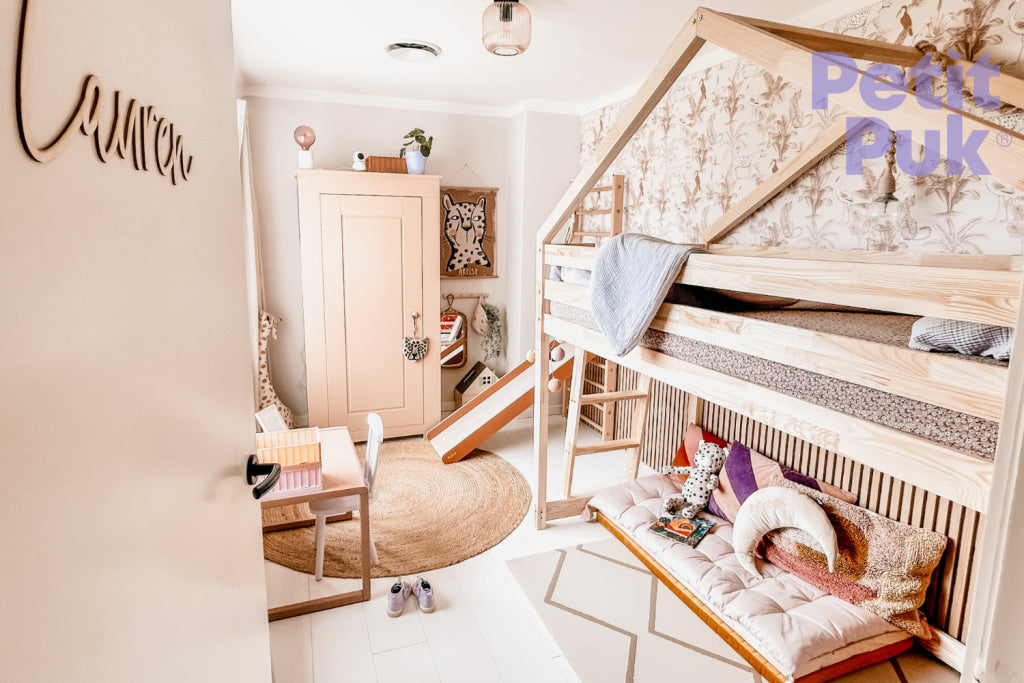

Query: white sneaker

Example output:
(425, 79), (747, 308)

(387, 579), (412, 617)
(412, 577), (435, 613)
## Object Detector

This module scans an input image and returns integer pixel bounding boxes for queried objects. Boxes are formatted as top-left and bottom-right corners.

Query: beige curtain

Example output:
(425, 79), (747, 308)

(238, 100), (296, 428)
(238, 100), (265, 407)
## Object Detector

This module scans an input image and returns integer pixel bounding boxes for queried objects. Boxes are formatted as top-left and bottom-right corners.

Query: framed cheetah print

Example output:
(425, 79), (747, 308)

(440, 186), (497, 279)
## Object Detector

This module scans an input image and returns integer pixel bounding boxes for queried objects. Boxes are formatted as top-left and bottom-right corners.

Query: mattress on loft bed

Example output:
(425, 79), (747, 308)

(549, 301), (1000, 459)
(588, 474), (912, 681)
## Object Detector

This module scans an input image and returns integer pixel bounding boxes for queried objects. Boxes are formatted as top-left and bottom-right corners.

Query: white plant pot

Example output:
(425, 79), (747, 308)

(405, 150), (426, 174)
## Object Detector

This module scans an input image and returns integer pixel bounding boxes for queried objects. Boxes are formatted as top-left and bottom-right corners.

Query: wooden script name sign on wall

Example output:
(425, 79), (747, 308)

(441, 187), (497, 279)
(15, 0), (193, 185)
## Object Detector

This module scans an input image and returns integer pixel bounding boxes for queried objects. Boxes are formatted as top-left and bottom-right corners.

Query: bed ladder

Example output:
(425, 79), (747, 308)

(565, 174), (624, 246)
(562, 347), (652, 497)
(566, 352), (620, 440)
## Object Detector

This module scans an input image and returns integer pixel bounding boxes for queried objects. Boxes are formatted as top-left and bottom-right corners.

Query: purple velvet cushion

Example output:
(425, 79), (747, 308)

(707, 442), (858, 522)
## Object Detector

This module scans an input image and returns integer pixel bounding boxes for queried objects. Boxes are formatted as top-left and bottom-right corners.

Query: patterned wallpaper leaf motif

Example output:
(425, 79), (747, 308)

(580, 0), (1024, 254)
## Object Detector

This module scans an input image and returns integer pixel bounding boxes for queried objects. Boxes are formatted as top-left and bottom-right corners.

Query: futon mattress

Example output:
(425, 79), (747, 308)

(588, 474), (910, 680)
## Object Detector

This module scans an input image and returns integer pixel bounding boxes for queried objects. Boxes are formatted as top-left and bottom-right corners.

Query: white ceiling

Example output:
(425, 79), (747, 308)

(232, 0), (852, 116)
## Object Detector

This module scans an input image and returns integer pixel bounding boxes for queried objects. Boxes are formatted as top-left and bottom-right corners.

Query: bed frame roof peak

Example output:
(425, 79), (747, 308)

(538, 7), (1024, 248)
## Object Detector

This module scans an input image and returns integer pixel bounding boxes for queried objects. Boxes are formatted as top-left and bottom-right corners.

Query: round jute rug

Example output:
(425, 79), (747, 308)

(262, 437), (530, 578)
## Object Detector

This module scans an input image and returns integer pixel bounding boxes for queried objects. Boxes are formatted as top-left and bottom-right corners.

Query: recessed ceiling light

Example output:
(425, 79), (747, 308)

(386, 41), (442, 62)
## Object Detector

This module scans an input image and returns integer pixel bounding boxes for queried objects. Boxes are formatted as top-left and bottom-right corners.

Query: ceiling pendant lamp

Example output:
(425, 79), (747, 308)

(482, 0), (532, 56)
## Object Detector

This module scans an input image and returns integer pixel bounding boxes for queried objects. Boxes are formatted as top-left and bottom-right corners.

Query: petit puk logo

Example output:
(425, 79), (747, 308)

(811, 51), (1002, 177)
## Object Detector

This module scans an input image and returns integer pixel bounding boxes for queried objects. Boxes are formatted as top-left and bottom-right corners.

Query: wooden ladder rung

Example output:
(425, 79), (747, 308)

(575, 209), (613, 216)
(590, 185), (613, 193)
(580, 389), (649, 405)
(573, 439), (641, 456)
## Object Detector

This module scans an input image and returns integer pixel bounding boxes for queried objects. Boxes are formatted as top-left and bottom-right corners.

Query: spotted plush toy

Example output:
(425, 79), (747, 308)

(661, 440), (729, 518)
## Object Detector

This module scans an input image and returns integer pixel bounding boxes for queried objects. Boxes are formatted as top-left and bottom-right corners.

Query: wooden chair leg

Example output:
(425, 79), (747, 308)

(314, 513), (326, 581)
(369, 528), (379, 566)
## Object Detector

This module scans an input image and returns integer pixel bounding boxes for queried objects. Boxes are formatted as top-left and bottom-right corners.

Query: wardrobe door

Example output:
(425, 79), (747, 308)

(320, 194), (425, 438)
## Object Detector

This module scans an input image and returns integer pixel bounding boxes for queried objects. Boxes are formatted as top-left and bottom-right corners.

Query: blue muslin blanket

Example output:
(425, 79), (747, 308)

(590, 234), (699, 356)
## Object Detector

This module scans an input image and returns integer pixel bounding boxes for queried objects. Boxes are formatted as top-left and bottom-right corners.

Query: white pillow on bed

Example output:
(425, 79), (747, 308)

(732, 486), (837, 578)
(909, 316), (1013, 360)
(548, 265), (592, 287)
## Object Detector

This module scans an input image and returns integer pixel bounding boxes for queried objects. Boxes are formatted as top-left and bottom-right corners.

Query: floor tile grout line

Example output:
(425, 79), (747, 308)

(440, 562), (508, 682)
(305, 614), (316, 683)
(359, 592), (379, 683)
(418, 636), (444, 683)
(501, 556), (572, 659)
(369, 637), (429, 656)
(483, 551), (570, 676)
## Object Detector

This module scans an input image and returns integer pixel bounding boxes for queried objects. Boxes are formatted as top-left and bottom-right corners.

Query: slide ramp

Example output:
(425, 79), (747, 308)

(427, 348), (573, 464)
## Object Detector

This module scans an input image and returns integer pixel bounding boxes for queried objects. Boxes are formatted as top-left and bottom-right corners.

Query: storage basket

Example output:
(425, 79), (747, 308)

(256, 427), (322, 497)
(256, 426), (321, 467)
(366, 156), (407, 173)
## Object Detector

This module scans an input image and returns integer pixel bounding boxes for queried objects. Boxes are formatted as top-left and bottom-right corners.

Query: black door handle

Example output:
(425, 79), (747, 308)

(246, 454), (281, 500)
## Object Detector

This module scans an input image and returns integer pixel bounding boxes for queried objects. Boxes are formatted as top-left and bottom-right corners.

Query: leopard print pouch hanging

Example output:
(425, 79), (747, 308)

(402, 312), (428, 362)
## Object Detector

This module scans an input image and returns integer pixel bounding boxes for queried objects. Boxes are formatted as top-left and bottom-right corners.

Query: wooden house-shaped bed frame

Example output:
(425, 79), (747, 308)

(531, 8), (1024, 681)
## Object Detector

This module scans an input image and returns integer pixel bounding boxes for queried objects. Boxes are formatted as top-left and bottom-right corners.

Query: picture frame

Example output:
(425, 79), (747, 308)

(440, 186), (497, 279)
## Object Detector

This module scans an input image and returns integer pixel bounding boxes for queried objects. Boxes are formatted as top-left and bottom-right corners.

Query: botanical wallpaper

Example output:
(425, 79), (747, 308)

(579, 0), (1024, 253)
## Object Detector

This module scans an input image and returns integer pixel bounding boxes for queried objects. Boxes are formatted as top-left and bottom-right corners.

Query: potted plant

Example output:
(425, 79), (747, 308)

(401, 128), (433, 174)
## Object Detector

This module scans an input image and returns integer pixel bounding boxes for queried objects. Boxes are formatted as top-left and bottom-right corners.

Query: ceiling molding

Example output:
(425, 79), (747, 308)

(239, 84), (586, 119)
(239, 84), (517, 118)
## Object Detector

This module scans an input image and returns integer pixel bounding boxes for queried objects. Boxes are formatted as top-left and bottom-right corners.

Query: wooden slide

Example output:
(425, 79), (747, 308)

(427, 347), (574, 464)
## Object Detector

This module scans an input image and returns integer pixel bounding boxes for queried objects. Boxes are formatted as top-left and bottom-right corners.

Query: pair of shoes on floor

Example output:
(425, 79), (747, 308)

(387, 577), (435, 617)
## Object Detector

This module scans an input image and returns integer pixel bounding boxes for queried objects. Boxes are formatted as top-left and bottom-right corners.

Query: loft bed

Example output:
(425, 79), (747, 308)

(530, 7), (1024, 683)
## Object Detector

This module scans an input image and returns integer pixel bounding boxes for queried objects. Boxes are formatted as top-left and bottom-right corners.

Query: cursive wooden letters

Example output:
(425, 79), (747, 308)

(16, 0), (194, 184)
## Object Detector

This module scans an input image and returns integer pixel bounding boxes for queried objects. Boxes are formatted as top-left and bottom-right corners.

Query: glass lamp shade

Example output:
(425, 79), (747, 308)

(293, 125), (316, 151)
(482, 1), (531, 56)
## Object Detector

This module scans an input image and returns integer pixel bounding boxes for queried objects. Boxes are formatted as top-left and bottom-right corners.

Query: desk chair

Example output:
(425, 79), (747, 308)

(310, 413), (382, 581)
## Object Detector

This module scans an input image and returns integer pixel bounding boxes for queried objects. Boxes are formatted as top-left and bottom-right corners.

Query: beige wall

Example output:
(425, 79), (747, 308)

(0, 1), (271, 680)
(506, 111), (582, 363)
(245, 96), (578, 416)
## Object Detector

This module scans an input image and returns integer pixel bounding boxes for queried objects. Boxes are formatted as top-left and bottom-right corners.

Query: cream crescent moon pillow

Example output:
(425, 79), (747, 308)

(732, 486), (837, 578)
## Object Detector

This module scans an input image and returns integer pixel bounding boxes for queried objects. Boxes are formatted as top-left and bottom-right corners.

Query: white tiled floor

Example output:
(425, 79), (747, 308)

(265, 417), (628, 683)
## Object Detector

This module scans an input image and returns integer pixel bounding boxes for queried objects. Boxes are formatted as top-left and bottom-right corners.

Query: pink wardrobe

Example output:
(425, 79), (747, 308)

(296, 170), (441, 440)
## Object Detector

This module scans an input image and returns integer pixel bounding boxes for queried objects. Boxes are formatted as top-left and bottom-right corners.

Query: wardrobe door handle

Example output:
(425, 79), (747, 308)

(246, 454), (281, 500)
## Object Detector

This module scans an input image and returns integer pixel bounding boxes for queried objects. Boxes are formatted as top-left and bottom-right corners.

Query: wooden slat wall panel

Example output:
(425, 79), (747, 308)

(610, 377), (980, 644)
(580, 354), (606, 431)
(612, 367), (689, 473)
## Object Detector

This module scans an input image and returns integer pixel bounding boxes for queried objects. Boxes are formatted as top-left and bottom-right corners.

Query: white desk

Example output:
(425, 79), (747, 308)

(261, 427), (370, 621)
